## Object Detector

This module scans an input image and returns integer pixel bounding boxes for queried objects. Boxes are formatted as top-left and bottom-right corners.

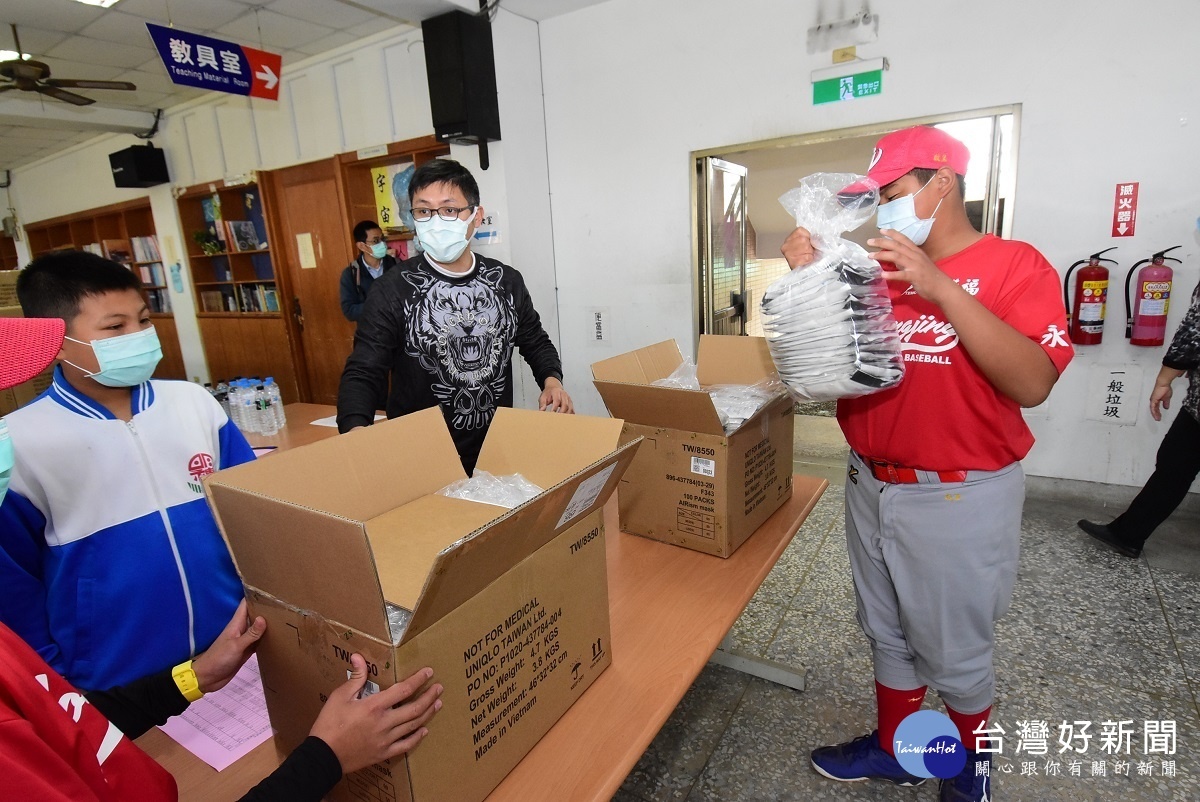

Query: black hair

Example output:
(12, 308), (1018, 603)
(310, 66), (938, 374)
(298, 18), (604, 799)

(17, 250), (142, 322)
(408, 159), (480, 208)
(353, 220), (382, 243)
(909, 167), (967, 201)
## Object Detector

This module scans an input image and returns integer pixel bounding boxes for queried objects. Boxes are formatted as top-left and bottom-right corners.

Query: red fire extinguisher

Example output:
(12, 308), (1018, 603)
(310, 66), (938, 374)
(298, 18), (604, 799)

(1125, 246), (1182, 346)
(1063, 247), (1117, 345)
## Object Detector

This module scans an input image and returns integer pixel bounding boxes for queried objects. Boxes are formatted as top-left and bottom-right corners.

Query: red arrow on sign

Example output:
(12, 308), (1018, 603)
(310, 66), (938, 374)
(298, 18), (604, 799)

(244, 45), (282, 101)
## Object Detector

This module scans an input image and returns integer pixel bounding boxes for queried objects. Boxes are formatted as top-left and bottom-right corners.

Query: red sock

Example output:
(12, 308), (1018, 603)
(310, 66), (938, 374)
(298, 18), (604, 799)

(876, 681), (927, 757)
(945, 704), (991, 753)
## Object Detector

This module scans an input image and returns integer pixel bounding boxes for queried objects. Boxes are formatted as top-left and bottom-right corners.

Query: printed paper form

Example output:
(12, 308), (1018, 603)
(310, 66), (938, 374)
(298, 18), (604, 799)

(157, 654), (272, 772)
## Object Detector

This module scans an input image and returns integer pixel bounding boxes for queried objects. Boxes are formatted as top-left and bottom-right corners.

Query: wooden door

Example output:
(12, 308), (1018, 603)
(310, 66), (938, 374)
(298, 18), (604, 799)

(264, 160), (356, 405)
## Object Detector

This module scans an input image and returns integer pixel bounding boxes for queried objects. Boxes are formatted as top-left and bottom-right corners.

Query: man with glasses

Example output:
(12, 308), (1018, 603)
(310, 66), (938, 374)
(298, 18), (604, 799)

(338, 158), (572, 473)
(340, 220), (397, 323)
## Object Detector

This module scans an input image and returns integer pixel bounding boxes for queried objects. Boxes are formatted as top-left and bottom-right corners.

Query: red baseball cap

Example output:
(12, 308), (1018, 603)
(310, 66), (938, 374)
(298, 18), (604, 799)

(842, 125), (970, 195)
(0, 317), (65, 391)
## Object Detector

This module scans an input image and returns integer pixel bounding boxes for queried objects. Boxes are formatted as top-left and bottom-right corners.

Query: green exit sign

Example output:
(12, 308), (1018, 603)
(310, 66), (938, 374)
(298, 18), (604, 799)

(813, 69), (883, 105)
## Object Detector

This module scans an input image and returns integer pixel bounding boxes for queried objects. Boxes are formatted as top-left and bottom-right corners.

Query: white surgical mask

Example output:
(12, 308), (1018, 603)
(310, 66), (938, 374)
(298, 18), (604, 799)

(415, 215), (471, 264)
(876, 176), (943, 246)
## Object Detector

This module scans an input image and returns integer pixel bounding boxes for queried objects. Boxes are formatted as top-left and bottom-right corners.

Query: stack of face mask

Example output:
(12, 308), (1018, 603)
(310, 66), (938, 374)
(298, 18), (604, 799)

(761, 173), (905, 401)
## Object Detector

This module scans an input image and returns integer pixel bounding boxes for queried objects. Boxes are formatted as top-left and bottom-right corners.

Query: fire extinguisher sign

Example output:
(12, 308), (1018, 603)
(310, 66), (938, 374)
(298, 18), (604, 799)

(1112, 182), (1139, 237)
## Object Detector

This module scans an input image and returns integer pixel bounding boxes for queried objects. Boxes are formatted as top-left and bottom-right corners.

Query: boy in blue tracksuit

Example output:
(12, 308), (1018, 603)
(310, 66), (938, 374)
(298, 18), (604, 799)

(0, 250), (253, 691)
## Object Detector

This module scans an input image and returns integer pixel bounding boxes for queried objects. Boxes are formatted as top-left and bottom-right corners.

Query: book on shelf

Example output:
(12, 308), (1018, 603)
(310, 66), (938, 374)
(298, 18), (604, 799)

(83, 243), (103, 256)
(201, 195), (225, 244)
(199, 290), (224, 313)
(137, 262), (166, 286)
(131, 235), (161, 262)
(102, 239), (133, 265)
(226, 220), (261, 252)
(263, 287), (279, 312)
(146, 288), (171, 315)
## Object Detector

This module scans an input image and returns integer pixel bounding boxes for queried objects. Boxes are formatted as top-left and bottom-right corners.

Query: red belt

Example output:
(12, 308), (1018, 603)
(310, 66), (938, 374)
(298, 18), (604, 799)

(864, 457), (968, 485)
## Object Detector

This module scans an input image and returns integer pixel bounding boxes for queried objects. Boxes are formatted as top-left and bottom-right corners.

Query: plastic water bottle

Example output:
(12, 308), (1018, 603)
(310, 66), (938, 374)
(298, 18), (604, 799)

(226, 381), (242, 430)
(265, 377), (286, 429)
(238, 380), (259, 434)
(255, 384), (279, 436)
(215, 381), (231, 417)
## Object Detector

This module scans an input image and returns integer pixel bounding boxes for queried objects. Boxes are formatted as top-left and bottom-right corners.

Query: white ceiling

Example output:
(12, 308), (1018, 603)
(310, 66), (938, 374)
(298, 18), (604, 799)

(0, 0), (611, 171)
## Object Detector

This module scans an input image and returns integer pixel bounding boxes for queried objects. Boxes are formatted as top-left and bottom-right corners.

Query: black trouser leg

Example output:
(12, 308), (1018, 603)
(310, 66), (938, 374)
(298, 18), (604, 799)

(1110, 411), (1200, 548)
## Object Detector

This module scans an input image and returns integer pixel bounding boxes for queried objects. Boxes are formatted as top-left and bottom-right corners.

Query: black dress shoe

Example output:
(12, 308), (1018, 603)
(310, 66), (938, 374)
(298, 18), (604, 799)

(1077, 520), (1142, 559)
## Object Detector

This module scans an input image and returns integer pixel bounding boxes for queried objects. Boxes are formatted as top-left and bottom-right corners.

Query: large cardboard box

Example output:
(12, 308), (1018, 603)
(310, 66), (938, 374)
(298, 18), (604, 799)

(0, 302), (55, 416)
(591, 336), (794, 557)
(205, 407), (641, 802)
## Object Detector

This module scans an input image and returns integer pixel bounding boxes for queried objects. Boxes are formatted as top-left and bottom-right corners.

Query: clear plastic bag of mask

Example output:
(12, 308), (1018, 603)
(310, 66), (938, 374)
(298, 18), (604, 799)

(760, 172), (905, 401)
(651, 357), (701, 390)
(437, 470), (544, 509)
(707, 377), (787, 434)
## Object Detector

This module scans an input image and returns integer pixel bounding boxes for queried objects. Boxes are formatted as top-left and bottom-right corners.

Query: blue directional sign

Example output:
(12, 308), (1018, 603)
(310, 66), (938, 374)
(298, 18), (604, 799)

(146, 23), (281, 101)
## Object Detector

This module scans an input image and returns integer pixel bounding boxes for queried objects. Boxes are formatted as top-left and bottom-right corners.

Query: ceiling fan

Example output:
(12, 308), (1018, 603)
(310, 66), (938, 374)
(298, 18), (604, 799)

(0, 23), (136, 106)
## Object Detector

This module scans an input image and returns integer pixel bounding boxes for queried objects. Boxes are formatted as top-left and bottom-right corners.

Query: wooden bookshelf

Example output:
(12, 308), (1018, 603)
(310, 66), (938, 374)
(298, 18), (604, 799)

(23, 199), (185, 380)
(175, 178), (298, 401)
(0, 233), (18, 271)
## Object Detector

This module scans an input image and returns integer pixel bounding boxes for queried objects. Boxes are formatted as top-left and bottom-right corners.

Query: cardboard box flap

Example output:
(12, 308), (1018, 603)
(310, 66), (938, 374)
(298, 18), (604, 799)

(205, 407), (464, 521)
(696, 334), (780, 386)
(592, 380), (726, 435)
(205, 483), (389, 637)
(399, 437), (640, 644)
(367, 494), (504, 611)
(590, 339), (683, 384)
(476, 407), (624, 489)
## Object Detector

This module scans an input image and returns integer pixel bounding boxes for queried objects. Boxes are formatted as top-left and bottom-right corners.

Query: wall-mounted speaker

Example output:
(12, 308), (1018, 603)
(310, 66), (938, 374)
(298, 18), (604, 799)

(109, 144), (169, 188)
(422, 10), (501, 147)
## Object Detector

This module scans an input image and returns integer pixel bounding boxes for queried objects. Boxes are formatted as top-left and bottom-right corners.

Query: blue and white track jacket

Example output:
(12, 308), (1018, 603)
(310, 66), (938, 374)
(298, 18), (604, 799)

(0, 367), (253, 690)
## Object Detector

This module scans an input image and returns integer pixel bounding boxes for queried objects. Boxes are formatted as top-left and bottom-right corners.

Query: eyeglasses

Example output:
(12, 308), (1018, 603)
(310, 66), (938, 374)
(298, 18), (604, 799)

(411, 205), (475, 222)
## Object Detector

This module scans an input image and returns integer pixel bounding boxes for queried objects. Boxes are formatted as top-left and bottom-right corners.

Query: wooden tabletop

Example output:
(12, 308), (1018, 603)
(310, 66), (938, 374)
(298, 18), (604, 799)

(139, 406), (827, 801)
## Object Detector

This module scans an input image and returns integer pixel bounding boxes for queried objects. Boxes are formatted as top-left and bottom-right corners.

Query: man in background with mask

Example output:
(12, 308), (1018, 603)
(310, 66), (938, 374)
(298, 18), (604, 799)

(338, 158), (571, 473)
(0, 251), (253, 692)
(782, 126), (1073, 802)
(339, 220), (396, 323)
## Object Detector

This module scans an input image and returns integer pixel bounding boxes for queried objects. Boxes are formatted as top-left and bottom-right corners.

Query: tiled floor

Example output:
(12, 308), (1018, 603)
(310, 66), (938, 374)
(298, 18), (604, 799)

(613, 416), (1200, 802)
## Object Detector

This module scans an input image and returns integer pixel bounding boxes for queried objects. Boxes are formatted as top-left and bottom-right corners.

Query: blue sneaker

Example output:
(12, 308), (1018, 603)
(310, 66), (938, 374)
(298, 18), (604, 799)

(940, 750), (991, 801)
(810, 731), (927, 786)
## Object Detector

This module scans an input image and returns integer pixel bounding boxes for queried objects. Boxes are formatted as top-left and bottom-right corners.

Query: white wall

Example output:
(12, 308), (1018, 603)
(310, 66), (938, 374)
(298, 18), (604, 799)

(534, 0), (1200, 488)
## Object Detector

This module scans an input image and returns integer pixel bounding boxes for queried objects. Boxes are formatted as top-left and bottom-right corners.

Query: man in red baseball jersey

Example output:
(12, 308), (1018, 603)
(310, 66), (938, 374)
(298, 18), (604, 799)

(782, 126), (1074, 801)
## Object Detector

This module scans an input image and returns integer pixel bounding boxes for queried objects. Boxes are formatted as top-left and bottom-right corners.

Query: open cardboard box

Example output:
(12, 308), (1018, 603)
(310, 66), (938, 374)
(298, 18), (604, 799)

(592, 335), (794, 557)
(205, 407), (641, 802)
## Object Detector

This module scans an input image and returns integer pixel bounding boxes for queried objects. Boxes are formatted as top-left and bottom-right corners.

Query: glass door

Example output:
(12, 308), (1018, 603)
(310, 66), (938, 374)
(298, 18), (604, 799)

(698, 156), (748, 336)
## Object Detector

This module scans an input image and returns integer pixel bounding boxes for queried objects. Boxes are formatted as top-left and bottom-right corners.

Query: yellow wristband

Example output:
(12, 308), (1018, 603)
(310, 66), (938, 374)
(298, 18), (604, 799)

(172, 660), (204, 702)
